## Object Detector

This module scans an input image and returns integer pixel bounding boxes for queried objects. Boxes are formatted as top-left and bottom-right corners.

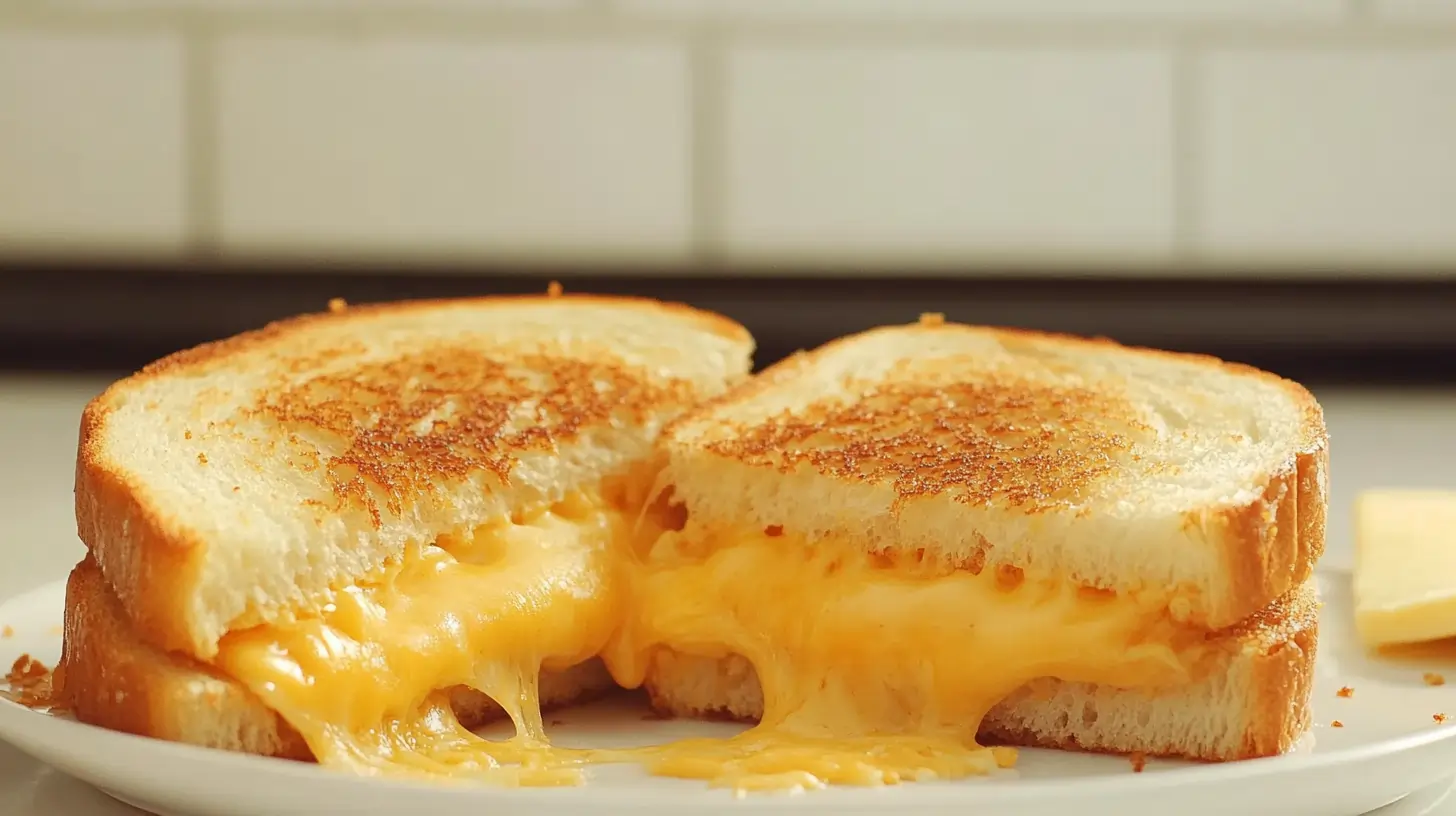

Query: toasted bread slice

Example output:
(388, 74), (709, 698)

(641, 580), (1319, 762)
(55, 558), (615, 760)
(76, 295), (754, 659)
(662, 320), (1327, 629)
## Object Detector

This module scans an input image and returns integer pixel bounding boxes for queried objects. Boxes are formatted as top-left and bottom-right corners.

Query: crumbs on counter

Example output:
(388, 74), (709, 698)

(1129, 751), (1147, 773)
(1436, 713), (1449, 724)
(1337, 686), (1355, 698)
(1, 654), (58, 710)
(1331, 720), (1344, 728)
(1425, 672), (1447, 686)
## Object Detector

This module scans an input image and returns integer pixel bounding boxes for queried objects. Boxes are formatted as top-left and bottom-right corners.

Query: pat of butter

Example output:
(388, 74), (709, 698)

(1355, 490), (1456, 648)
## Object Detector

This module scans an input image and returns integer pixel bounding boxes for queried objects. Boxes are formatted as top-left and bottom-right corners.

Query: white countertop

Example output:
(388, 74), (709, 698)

(1, 374), (1454, 815)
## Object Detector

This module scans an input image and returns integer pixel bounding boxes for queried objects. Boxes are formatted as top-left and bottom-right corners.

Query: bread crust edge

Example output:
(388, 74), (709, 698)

(639, 581), (1320, 762)
(664, 321), (1330, 630)
(56, 558), (615, 762)
(74, 293), (754, 659)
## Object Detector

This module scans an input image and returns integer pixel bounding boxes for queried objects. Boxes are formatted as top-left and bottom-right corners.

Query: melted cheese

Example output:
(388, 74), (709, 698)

(215, 492), (625, 785)
(210, 499), (1205, 794)
(599, 524), (1205, 792)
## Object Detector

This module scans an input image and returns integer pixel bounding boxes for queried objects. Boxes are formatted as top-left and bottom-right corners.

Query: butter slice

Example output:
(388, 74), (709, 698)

(1355, 490), (1456, 648)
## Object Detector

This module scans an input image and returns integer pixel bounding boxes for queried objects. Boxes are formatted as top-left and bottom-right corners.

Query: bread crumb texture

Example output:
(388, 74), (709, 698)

(1, 654), (57, 709)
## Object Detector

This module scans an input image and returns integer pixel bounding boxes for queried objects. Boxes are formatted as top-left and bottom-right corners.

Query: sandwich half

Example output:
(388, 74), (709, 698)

(56, 294), (754, 780)
(603, 316), (1327, 781)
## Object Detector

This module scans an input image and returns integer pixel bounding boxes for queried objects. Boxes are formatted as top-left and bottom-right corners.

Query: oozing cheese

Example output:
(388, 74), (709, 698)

(599, 524), (1206, 792)
(215, 492), (626, 785)
(210, 500), (1205, 794)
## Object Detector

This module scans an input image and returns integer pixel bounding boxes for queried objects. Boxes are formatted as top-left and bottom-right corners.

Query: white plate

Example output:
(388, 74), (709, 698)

(3, 569), (1456, 816)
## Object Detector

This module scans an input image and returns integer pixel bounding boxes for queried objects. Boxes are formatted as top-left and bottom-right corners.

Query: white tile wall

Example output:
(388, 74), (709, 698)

(1, 4), (1455, 271)
(47, 0), (582, 7)
(623, 0), (1344, 20)
(722, 45), (1175, 265)
(1196, 48), (1456, 262)
(1374, 1), (1456, 18)
(0, 28), (186, 252)
(215, 36), (691, 261)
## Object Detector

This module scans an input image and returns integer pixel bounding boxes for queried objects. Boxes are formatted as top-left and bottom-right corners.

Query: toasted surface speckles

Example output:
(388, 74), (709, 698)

(663, 319), (1326, 630)
(706, 378), (1135, 512)
(75, 294), (754, 658)
(257, 347), (692, 528)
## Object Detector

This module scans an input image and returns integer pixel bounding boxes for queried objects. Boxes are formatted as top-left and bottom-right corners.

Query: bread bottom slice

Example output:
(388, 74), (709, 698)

(55, 558), (616, 761)
(642, 579), (1319, 762)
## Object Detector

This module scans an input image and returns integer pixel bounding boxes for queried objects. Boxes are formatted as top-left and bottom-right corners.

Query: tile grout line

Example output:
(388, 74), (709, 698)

(182, 22), (221, 259)
(688, 28), (727, 266)
(4, 8), (1456, 43)
(1170, 40), (1201, 264)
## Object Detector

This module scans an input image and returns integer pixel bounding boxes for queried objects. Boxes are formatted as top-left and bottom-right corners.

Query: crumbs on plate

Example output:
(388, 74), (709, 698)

(1129, 751), (1147, 773)
(1337, 686), (1355, 698)
(1436, 713), (1449, 724)
(1331, 720), (1344, 728)
(1, 654), (60, 711)
(1425, 672), (1446, 687)
(1, 625), (12, 638)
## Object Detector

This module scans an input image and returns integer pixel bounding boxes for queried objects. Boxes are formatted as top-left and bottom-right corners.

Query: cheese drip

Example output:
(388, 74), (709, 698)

(215, 492), (624, 786)
(211, 498), (1205, 795)
(599, 524), (1205, 793)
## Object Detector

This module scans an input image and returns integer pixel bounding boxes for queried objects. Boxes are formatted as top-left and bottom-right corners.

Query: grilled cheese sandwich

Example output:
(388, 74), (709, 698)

(621, 317), (1325, 777)
(55, 301), (1327, 795)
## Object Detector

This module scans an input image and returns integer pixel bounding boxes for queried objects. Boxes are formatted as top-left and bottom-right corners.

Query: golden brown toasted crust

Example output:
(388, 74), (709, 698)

(143, 293), (749, 378)
(1232, 574), (1320, 758)
(1211, 442), (1328, 639)
(56, 558), (613, 760)
(57, 556), (312, 760)
(694, 323), (1323, 512)
(74, 454), (203, 664)
(703, 377), (1135, 512)
(981, 583), (1319, 760)
(75, 294), (749, 657)
(262, 349), (692, 528)
(668, 320), (1329, 628)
